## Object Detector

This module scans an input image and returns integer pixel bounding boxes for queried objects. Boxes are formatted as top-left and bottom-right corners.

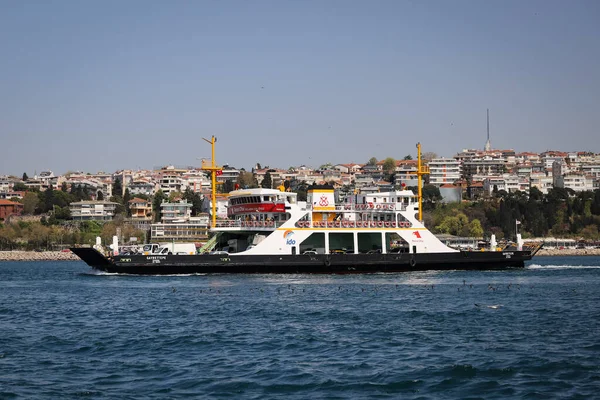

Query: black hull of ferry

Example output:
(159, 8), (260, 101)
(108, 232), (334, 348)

(71, 248), (533, 275)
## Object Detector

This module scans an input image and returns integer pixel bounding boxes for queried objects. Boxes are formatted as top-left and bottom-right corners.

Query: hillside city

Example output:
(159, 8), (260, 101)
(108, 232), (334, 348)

(1, 145), (600, 249)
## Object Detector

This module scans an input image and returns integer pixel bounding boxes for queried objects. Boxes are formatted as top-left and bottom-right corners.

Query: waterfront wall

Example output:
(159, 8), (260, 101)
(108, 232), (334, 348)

(536, 248), (600, 257)
(0, 251), (79, 261)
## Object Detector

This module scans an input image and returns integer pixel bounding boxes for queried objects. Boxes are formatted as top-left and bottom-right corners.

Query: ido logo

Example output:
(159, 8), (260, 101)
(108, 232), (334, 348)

(283, 230), (296, 245)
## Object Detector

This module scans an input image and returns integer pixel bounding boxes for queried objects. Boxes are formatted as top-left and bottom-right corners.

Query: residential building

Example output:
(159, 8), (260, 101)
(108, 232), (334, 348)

(160, 173), (184, 196)
(555, 172), (594, 192)
(529, 172), (554, 194)
(151, 215), (210, 242)
(0, 199), (24, 219)
(428, 158), (461, 186)
(129, 198), (152, 220)
(70, 201), (119, 221)
(461, 158), (507, 178)
(149, 199), (210, 242)
(128, 180), (156, 196)
(482, 174), (529, 195)
(0, 176), (12, 193)
(581, 163), (600, 179)
(160, 200), (192, 223)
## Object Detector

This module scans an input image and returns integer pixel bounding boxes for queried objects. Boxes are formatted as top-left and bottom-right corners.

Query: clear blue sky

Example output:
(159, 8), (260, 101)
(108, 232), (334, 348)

(2, 0), (599, 176)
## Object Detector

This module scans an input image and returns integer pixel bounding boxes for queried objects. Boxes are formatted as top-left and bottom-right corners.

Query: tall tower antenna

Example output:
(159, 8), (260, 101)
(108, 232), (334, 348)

(487, 109), (489, 141)
(484, 108), (491, 151)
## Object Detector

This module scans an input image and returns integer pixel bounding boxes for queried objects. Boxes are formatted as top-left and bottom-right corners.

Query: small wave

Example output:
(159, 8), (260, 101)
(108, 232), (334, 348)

(80, 271), (208, 277)
(527, 264), (600, 270)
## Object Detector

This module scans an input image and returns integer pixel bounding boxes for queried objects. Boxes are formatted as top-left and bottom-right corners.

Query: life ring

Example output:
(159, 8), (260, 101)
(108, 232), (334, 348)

(376, 204), (381, 209)
(334, 221), (340, 228)
(410, 257), (416, 267)
(344, 205), (350, 210)
(391, 222), (396, 228)
(324, 257), (331, 267)
(357, 221), (362, 227)
(297, 221), (304, 228)
(343, 221), (349, 228)
(378, 221), (383, 227)
(369, 202), (374, 209)
(350, 221), (355, 228)
(389, 204), (394, 210)
(385, 221), (390, 227)
(269, 221), (274, 227)
(371, 221), (377, 228)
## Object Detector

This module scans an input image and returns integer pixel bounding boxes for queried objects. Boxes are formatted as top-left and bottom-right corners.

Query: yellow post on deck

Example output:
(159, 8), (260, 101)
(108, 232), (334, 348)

(201, 136), (221, 228)
(416, 142), (430, 222)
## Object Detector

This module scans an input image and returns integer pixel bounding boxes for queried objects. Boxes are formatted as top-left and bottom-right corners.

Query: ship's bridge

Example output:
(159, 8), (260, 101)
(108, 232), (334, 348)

(219, 188), (297, 229)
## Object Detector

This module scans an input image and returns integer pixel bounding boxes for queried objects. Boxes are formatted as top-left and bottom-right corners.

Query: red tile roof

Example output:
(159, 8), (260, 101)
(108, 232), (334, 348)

(129, 197), (149, 204)
(0, 199), (22, 206)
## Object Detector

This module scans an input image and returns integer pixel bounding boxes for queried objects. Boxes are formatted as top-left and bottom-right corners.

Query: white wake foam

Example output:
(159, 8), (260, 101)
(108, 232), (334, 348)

(527, 264), (600, 270)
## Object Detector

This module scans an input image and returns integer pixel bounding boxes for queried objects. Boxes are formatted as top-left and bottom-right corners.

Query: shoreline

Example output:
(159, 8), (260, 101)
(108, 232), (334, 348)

(0, 251), (80, 261)
(1, 248), (600, 261)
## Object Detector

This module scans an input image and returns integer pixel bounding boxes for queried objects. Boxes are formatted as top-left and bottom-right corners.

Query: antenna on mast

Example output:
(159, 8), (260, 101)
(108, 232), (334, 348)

(484, 108), (491, 151)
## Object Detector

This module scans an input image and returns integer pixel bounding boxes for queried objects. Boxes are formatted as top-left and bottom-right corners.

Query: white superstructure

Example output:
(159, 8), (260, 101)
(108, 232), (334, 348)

(209, 186), (458, 256)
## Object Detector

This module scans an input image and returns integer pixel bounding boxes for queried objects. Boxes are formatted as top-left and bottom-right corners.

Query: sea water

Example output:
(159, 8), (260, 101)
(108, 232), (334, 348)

(1, 256), (599, 399)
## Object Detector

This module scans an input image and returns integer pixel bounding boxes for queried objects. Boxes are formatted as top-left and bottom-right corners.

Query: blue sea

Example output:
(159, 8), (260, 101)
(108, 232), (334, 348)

(1, 257), (600, 399)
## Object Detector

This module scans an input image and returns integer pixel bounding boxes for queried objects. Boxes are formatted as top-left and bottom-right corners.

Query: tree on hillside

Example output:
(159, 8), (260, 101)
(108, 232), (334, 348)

(367, 157), (378, 166)
(183, 188), (203, 215)
(262, 172), (272, 189)
(61, 182), (68, 192)
(123, 189), (132, 217)
(403, 154), (413, 160)
(113, 177), (123, 197)
(422, 152), (438, 161)
(295, 181), (309, 201)
(13, 182), (28, 192)
(152, 190), (165, 222)
(168, 191), (182, 202)
(22, 192), (39, 215)
(237, 171), (255, 189)
(383, 157), (396, 176)
(22, 172), (28, 181)
(43, 185), (55, 213)
(422, 184), (442, 210)
(469, 219), (484, 237)
(97, 191), (104, 201)
(593, 190), (600, 215)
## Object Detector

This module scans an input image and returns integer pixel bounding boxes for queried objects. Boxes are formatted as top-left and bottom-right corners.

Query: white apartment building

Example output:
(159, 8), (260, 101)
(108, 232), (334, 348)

(580, 164), (600, 179)
(529, 172), (554, 194)
(555, 173), (595, 192)
(160, 173), (184, 196)
(70, 201), (119, 221)
(0, 177), (12, 193)
(149, 199), (211, 242)
(428, 158), (461, 186)
(128, 180), (156, 196)
(482, 174), (529, 194)
(160, 200), (192, 223)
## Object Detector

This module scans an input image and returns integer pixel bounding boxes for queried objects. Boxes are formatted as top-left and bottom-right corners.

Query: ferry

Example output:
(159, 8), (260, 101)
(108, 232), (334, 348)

(71, 143), (541, 274)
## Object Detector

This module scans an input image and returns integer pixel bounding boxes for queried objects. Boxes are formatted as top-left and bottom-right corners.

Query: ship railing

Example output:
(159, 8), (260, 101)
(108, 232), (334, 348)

(307, 203), (406, 212)
(213, 219), (281, 229)
(336, 204), (406, 212)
